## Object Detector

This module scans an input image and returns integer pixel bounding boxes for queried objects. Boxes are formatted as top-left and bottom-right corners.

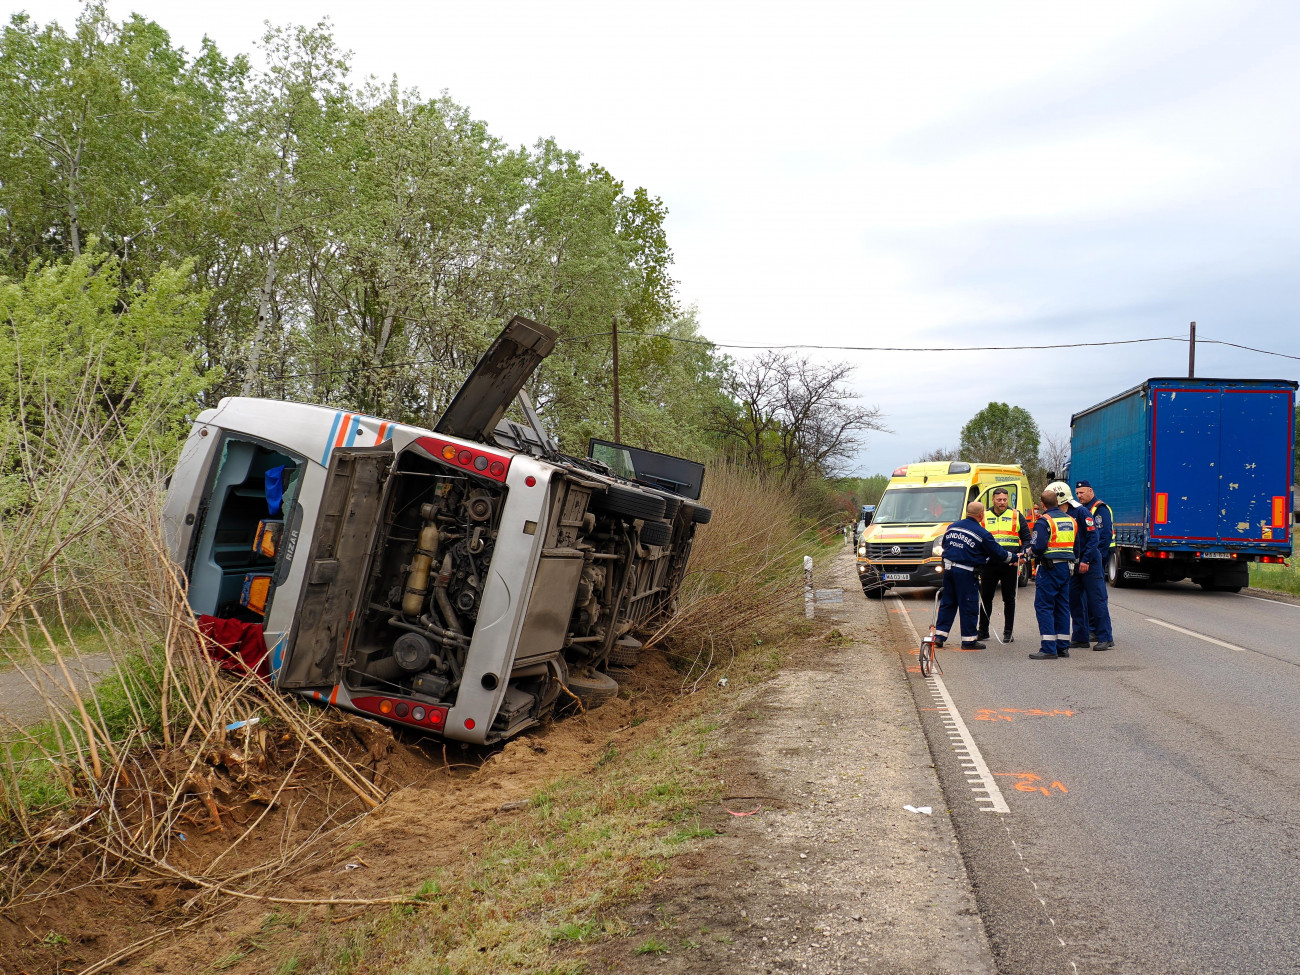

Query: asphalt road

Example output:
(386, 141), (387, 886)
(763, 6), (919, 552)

(885, 579), (1300, 975)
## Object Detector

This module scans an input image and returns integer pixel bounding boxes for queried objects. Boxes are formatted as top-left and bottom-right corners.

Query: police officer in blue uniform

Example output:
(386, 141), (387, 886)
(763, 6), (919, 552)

(933, 501), (1018, 650)
(1053, 481), (1103, 651)
(1070, 480), (1114, 651)
(1028, 486), (1079, 659)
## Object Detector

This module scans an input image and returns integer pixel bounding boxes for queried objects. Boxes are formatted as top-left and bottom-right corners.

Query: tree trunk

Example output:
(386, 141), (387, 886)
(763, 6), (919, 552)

(241, 248), (279, 396)
(241, 169), (286, 396)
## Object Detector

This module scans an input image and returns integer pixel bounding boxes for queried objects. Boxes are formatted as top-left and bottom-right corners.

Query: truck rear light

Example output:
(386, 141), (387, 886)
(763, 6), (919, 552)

(395, 702), (409, 717)
(416, 436), (511, 483)
(464, 718), (476, 730)
(412, 706), (427, 721)
(379, 699), (394, 715)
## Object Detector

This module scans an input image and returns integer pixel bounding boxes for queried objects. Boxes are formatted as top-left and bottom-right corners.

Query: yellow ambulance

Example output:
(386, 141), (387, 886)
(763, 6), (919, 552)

(856, 461), (1033, 597)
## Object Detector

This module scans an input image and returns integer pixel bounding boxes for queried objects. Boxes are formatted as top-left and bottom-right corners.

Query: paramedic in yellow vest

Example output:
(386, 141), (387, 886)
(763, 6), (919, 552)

(978, 487), (1032, 643)
(1028, 486), (1077, 659)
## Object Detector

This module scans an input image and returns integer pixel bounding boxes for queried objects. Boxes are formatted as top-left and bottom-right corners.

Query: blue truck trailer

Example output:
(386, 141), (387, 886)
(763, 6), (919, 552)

(1069, 377), (1296, 591)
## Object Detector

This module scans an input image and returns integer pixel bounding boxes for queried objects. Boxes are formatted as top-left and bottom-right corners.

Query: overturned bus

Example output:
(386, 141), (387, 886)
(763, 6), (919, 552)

(162, 316), (710, 745)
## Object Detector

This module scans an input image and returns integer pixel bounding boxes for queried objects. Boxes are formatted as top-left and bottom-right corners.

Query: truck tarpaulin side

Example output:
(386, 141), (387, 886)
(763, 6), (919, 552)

(1070, 377), (1296, 591)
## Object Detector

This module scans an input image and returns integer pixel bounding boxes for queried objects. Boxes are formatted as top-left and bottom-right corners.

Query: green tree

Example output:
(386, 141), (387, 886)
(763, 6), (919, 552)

(958, 402), (1041, 475)
(0, 4), (243, 273)
(0, 247), (218, 494)
(224, 20), (353, 399)
(0, 8), (732, 470)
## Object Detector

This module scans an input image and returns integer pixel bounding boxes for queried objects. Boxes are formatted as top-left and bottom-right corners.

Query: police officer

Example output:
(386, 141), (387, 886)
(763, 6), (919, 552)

(1044, 480), (1100, 654)
(934, 501), (1018, 650)
(1028, 486), (1077, 659)
(1071, 480), (1114, 650)
(977, 487), (1031, 643)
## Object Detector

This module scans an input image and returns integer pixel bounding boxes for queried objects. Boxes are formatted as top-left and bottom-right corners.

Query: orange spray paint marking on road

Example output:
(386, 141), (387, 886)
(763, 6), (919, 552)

(995, 772), (1069, 796)
(976, 708), (1074, 722)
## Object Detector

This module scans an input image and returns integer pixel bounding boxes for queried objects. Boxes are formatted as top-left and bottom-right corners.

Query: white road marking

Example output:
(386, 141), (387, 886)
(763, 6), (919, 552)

(890, 594), (1011, 814)
(1238, 592), (1300, 610)
(1144, 617), (1250, 653)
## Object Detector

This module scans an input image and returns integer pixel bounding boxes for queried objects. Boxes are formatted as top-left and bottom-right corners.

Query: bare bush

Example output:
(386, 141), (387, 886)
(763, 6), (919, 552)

(648, 460), (824, 688)
(712, 351), (888, 486)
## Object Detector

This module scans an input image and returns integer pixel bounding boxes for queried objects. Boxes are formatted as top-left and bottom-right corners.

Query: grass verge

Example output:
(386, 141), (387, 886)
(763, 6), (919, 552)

(294, 709), (729, 975)
(1249, 559), (1300, 596)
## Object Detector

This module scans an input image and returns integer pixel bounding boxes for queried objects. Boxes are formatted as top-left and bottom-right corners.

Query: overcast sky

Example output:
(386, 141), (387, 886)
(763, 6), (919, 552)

(18, 0), (1300, 475)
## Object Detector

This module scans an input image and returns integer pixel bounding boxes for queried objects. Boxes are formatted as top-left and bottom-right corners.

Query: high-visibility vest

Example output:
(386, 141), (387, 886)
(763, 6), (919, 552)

(985, 508), (1022, 549)
(1045, 513), (1076, 559)
(1089, 499), (1115, 548)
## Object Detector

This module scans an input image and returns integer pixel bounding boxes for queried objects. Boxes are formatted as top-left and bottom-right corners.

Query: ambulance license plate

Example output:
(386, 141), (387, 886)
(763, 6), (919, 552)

(884, 573), (911, 581)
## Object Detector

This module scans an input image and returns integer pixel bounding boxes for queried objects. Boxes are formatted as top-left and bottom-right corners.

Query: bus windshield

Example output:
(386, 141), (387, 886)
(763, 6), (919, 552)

(873, 486), (966, 525)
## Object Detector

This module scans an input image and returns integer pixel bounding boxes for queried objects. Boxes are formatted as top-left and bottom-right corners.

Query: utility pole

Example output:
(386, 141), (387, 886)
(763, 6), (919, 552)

(1188, 321), (1196, 378)
(611, 315), (621, 442)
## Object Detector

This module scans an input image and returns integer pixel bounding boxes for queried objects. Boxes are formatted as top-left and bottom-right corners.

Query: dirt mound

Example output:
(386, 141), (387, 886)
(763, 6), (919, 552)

(0, 653), (683, 975)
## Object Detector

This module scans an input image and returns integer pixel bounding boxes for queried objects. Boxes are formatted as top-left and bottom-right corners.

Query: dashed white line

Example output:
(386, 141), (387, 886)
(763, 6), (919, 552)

(890, 594), (1011, 814)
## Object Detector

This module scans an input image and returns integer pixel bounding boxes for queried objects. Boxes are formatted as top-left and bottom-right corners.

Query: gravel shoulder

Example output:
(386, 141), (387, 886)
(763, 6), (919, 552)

(577, 550), (996, 974)
(0, 652), (117, 727)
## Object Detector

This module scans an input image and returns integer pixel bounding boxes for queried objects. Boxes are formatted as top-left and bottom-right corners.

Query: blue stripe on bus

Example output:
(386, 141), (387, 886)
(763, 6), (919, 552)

(321, 411), (344, 465)
(343, 414), (363, 447)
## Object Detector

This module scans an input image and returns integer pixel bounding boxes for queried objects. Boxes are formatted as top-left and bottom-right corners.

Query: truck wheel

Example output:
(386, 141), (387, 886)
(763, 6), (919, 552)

(862, 585), (887, 600)
(1110, 553), (1141, 588)
(593, 484), (666, 521)
(1017, 561), (1031, 588)
(639, 519), (673, 547)
(564, 671), (618, 710)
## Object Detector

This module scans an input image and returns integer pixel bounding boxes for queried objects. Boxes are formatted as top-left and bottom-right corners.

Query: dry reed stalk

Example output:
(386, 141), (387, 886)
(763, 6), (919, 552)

(0, 385), (391, 919)
(34, 611), (105, 780)
(646, 459), (835, 682)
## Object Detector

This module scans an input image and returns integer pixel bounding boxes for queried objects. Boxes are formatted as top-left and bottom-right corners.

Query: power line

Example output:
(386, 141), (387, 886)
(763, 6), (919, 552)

(1197, 339), (1300, 362)
(257, 332), (1298, 383)
(560, 331), (1190, 352)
